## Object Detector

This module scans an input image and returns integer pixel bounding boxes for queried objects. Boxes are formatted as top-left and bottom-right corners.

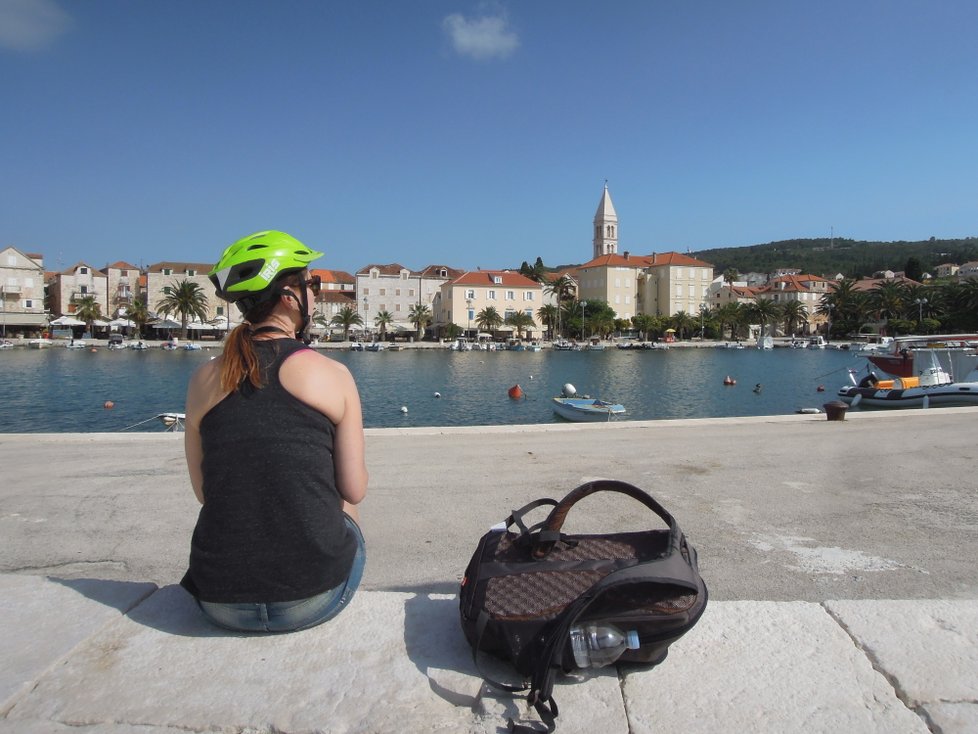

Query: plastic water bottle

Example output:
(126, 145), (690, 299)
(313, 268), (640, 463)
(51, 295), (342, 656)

(569, 622), (640, 668)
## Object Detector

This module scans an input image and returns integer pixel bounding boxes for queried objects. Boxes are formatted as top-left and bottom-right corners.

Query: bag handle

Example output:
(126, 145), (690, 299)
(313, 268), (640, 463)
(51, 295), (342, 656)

(533, 480), (678, 559)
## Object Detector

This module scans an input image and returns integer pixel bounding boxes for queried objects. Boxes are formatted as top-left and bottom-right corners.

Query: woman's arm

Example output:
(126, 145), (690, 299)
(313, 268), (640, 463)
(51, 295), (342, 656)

(183, 359), (224, 505)
(280, 351), (368, 505)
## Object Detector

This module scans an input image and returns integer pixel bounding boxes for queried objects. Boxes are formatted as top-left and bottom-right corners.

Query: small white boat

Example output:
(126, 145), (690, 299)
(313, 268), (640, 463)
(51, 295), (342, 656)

(128, 341), (149, 350)
(756, 335), (773, 350)
(161, 341), (179, 351)
(64, 339), (87, 349)
(806, 336), (827, 350)
(552, 339), (575, 351)
(183, 343), (202, 351)
(156, 412), (185, 431)
(551, 383), (625, 422)
(349, 342), (365, 351)
(365, 342), (385, 351)
(28, 339), (52, 349)
(0, 339), (13, 350)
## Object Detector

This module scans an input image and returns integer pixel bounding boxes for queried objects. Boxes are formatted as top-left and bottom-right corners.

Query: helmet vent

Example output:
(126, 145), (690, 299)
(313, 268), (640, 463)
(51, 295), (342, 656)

(247, 243), (268, 251)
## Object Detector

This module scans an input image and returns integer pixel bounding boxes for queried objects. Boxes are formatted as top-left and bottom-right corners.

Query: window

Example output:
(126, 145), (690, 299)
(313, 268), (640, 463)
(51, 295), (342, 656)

(493, 276), (502, 284)
(121, 270), (128, 277)
(506, 291), (515, 300)
(488, 290), (496, 300)
(80, 285), (88, 294)
(615, 278), (621, 288)
(395, 304), (401, 312)
(217, 306), (224, 316)
(187, 269), (196, 276)
(379, 288), (386, 296)
(380, 303), (387, 311)
(395, 289), (401, 296)
(362, 287), (370, 296)
(408, 289), (415, 297)
(80, 267), (88, 275)
(524, 292), (534, 301)
(25, 299), (33, 308)
(465, 289), (475, 299)
(6, 256), (14, 266)
(163, 268), (172, 276)
(467, 308), (474, 321)
(525, 309), (533, 318)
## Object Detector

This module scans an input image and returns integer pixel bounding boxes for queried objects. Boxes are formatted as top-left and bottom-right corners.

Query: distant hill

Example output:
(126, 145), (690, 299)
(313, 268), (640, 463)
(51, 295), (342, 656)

(691, 237), (978, 279)
(534, 236), (978, 281)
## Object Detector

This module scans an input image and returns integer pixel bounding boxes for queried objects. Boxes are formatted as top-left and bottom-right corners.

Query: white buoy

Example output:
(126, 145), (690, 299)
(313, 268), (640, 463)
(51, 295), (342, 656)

(562, 383), (577, 397)
(529, 375), (534, 380)
(400, 406), (408, 413)
(433, 392), (441, 398)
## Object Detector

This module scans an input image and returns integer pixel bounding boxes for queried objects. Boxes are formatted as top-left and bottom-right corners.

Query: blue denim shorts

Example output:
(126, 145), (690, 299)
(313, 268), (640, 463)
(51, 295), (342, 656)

(197, 514), (366, 633)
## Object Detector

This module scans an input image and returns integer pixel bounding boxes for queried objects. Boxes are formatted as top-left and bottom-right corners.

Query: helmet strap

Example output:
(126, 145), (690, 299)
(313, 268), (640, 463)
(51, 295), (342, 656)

(276, 287), (313, 345)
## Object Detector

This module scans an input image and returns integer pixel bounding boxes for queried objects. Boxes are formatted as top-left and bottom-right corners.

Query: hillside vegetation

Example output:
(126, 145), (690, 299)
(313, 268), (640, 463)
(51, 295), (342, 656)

(691, 237), (978, 279)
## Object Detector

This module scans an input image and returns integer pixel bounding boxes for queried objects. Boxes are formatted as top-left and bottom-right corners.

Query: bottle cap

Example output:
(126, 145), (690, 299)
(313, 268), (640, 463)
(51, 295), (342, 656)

(626, 630), (640, 650)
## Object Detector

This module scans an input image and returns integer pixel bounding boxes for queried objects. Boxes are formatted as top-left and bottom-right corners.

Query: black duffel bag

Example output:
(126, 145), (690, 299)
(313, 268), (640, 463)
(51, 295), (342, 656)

(459, 479), (708, 732)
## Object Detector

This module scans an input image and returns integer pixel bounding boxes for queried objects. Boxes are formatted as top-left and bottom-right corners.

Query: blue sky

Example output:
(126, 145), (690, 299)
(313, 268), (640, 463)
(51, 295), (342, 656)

(2, 0), (976, 276)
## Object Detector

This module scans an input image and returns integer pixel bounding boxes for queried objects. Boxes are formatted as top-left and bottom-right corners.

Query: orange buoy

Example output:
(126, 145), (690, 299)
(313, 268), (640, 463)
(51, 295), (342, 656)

(723, 376), (736, 386)
(103, 400), (114, 409)
(508, 384), (524, 400)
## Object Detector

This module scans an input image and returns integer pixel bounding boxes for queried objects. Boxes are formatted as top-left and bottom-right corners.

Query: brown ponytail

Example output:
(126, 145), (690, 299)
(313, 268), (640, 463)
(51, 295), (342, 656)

(219, 272), (306, 393)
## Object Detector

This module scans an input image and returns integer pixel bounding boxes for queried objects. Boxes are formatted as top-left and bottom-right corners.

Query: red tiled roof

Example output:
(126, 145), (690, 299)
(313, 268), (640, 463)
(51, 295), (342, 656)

(417, 264), (464, 279)
(356, 263), (413, 276)
(320, 291), (356, 304)
(104, 261), (140, 271)
(450, 271), (541, 287)
(646, 252), (713, 268)
(579, 253), (652, 269)
(310, 268), (355, 285)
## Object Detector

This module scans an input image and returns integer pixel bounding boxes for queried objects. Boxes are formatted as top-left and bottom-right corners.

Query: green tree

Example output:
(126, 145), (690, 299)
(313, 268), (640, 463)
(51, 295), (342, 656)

(374, 310), (394, 340)
(868, 280), (906, 334)
(158, 280), (209, 339)
(715, 303), (742, 340)
(780, 300), (809, 336)
(73, 295), (102, 337)
(127, 298), (149, 339)
(408, 303), (432, 340)
(505, 310), (536, 340)
(544, 274), (576, 336)
(536, 304), (559, 340)
(631, 313), (657, 341)
(904, 257), (923, 283)
(476, 306), (503, 336)
(670, 310), (696, 340)
(748, 299), (783, 338)
(330, 305), (363, 342)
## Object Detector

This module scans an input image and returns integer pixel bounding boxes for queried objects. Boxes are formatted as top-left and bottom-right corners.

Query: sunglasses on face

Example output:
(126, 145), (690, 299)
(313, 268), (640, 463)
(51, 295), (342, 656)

(303, 275), (322, 295)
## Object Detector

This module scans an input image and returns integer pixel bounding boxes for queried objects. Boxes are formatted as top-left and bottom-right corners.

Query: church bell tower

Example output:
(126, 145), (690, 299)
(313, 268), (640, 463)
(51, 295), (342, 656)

(593, 182), (618, 259)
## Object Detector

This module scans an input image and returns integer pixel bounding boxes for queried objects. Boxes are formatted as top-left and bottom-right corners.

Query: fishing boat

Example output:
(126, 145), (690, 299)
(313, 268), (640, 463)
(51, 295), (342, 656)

(551, 383), (625, 422)
(867, 334), (978, 378)
(837, 351), (978, 409)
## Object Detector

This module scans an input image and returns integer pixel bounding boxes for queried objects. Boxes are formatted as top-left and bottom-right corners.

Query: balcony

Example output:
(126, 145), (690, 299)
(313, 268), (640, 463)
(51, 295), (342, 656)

(1, 285), (22, 295)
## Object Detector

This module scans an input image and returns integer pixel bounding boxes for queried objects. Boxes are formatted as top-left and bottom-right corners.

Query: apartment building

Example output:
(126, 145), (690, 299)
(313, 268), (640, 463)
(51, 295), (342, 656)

(48, 262), (109, 318)
(105, 261), (140, 316)
(755, 273), (834, 334)
(356, 263), (463, 332)
(576, 252), (645, 320)
(636, 252), (714, 317)
(0, 246), (47, 334)
(144, 261), (224, 320)
(437, 270), (543, 338)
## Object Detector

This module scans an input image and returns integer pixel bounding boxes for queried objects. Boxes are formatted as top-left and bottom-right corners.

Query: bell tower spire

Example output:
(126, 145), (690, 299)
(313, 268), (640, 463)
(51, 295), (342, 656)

(592, 181), (618, 258)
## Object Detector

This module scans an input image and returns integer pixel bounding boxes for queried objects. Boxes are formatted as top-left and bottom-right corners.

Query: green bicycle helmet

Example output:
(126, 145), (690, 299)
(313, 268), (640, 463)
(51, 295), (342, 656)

(209, 230), (323, 313)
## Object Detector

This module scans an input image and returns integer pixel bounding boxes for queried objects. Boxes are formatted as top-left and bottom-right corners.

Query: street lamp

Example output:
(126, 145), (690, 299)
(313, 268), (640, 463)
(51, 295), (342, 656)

(581, 300), (587, 340)
(915, 297), (927, 325)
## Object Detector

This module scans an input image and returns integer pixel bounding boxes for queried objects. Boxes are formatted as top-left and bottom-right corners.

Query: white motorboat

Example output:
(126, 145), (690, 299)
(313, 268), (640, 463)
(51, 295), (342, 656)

(0, 339), (13, 350)
(551, 383), (625, 422)
(365, 342), (385, 351)
(867, 333), (978, 378)
(156, 412), (185, 431)
(838, 351), (978, 409)
(28, 339), (52, 349)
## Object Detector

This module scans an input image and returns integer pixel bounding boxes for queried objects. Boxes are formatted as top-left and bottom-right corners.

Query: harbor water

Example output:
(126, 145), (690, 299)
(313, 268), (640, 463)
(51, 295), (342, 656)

(0, 345), (862, 433)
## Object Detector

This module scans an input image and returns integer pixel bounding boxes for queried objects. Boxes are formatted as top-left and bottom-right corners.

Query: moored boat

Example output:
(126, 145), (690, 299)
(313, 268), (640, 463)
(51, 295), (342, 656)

(551, 383), (625, 421)
(838, 351), (978, 409)
(867, 333), (978, 378)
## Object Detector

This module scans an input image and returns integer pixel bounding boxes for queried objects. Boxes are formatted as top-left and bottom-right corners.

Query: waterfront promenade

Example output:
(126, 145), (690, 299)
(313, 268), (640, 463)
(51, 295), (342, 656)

(2, 409), (977, 732)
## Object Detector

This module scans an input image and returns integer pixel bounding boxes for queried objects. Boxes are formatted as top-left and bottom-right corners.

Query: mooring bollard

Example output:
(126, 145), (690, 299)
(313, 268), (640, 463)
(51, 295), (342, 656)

(822, 401), (849, 421)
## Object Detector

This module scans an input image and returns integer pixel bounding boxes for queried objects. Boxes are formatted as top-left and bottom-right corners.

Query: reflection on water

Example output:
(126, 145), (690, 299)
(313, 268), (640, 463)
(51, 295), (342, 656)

(0, 346), (859, 433)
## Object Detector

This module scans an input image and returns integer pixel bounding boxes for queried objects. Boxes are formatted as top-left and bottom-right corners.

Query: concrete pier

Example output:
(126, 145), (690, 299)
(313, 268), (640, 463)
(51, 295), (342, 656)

(2, 408), (977, 732)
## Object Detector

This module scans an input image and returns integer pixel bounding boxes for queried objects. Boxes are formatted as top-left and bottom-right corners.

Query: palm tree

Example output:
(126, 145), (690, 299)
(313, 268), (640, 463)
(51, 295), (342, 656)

(476, 306), (503, 338)
(544, 274), (576, 336)
(722, 268), (740, 286)
(536, 304), (559, 340)
(749, 298), (782, 339)
(820, 278), (869, 337)
(715, 303), (742, 340)
(408, 303), (432, 341)
(780, 300), (809, 336)
(73, 295), (102, 337)
(158, 279), (209, 339)
(631, 313), (656, 341)
(504, 310), (536, 341)
(330, 305), (363, 342)
(374, 310), (394, 341)
(868, 280), (906, 333)
(127, 298), (149, 339)
(670, 310), (695, 340)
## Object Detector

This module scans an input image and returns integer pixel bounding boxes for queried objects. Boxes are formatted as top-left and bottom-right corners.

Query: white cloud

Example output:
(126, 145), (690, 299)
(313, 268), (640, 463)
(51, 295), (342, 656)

(0, 0), (71, 52)
(442, 10), (518, 61)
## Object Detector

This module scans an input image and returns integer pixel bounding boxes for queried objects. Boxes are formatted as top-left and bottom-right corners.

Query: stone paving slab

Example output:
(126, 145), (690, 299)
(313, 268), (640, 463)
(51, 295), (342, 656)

(0, 575), (156, 715)
(5, 574), (977, 733)
(3, 583), (615, 733)
(826, 599), (978, 734)
(621, 601), (929, 734)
